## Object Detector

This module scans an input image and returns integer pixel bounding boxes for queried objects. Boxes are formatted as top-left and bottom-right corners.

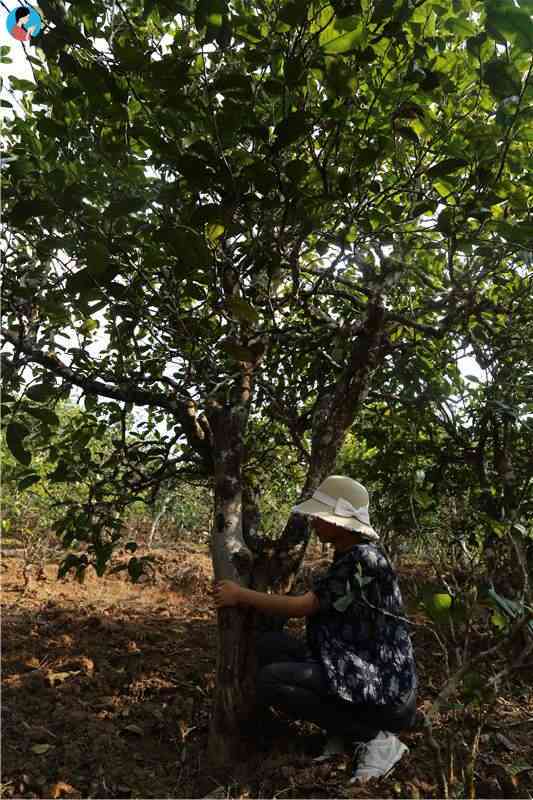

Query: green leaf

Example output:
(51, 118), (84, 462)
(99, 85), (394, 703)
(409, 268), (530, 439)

(321, 26), (363, 54)
(315, 5), (363, 53)
(5, 422), (31, 466)
(414, 489), (435, 508)
(490, 609), (508, 629)
(9, 199), (55, 226)
(66, 268), (98, 295)
(195, 0), (226, 30)
(482, 59), (522, 99)
(395, 126), (419, 144)
(213, 72), (252, 97)
(411, 199), (437, 217)
(427, 158), (469, 178)
(26, 406), (60, 426)
(18, 473), (41, 490)
(486, 2), (533, 51)
(436, 208), (454, 235)
(461, 670), (485, 702)
(333, 590), (355, 612)
(278, 1), (308, 25)
(285, 159), (309, 183)
(9, 76), (35, 92)
(48, 459), (75, 483)
(86, 242), (108, 275)
(164, 229), (211, 271)
(106, 196), (145, 218)
(244, 161), (277, 193)
(225, 297), (260, 324)
(371, 0), (396, 23)
(79, 318), (99, 335)
(206, 222), (225, 242)
(274, 111), (308, 149)
(494, 221), (533, 246)
(420, 587), (455, 623)
(26, 383), (56, 402)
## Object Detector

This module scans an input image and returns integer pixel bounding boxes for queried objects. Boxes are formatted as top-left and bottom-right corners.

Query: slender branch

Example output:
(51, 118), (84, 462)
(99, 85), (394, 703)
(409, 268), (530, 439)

(494, 59), (533, 186)
(2, 328), (181, 411)
(1, 328), (213, 467)
(426, 615), (532, 721)
(300, 265), (447, 336)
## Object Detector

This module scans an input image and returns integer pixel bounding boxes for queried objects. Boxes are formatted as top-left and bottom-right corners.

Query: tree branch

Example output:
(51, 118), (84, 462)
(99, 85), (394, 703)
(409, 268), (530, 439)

(1, 328), (214, 469)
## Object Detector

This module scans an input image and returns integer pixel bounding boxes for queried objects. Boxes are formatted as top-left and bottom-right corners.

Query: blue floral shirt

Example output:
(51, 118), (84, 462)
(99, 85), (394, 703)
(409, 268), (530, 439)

(306, 542), (417, 706)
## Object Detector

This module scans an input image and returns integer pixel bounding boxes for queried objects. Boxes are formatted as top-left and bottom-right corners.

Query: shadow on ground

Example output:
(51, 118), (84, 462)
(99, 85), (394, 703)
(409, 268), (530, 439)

(1, 544), (532, 799)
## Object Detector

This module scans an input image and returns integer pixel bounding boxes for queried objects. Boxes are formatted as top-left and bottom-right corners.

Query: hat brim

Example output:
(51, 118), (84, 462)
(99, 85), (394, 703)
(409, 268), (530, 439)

(291, 498), (379, 541)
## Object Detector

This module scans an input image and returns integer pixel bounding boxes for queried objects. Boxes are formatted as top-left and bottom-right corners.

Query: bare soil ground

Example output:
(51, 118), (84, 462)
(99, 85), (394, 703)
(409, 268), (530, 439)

(1, 540), (532, 799)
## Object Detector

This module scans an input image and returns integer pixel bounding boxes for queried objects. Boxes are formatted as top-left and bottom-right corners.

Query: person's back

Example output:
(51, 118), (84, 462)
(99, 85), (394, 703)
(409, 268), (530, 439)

(306, 541), (417, 712)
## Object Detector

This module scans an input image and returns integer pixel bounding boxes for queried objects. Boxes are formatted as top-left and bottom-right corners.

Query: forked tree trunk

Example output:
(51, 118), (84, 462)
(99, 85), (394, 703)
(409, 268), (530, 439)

(203, 300), (386, 768)
(253, 298), (387, 612)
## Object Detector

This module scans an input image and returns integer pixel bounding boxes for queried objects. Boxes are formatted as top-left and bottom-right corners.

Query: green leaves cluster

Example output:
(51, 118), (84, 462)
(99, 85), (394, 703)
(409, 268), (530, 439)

(2, 0), (531, 577)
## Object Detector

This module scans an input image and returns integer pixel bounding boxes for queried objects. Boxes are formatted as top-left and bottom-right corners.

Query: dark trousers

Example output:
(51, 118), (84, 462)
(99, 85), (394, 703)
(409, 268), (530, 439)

(255, 631), (417, 743)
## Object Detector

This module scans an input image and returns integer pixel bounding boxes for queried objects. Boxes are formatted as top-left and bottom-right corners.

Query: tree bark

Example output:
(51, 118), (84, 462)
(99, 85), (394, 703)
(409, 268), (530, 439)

(203, 398), (261, 769)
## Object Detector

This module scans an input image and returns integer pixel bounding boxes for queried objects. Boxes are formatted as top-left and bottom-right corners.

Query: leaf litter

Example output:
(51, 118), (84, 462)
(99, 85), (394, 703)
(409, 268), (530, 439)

(1, 540), (532, 798)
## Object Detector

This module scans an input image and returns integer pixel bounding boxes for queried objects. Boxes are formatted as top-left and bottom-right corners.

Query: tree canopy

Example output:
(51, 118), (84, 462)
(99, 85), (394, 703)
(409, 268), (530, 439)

(2, 0), (532, 577)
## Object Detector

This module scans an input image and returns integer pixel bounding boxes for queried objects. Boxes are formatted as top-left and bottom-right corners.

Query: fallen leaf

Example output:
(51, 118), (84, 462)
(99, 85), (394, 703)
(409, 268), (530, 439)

(122, 724), (143, 735)
(61, 657), (94, 673)
(23, 657), (41, 671)
(49, 781), (78, 798)
(495, 732), (516, 751)
(22, 722), (57, 741)
(507, 762), (533, 776)
(31, 743), (53, 754)
(46, 670), (81, 687)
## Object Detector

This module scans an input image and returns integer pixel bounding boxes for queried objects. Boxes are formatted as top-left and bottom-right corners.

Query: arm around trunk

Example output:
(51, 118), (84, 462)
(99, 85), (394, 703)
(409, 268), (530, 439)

(239, 588), (320, 618)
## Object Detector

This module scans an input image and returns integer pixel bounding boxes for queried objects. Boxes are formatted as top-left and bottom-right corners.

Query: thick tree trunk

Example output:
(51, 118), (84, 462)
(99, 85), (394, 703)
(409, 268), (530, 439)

(208, 603), (258, 769)
(203, 399), (261, 769)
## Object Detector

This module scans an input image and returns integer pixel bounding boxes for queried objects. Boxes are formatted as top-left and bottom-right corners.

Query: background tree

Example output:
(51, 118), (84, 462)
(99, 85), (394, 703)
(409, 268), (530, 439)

(2, 0), (532, 768)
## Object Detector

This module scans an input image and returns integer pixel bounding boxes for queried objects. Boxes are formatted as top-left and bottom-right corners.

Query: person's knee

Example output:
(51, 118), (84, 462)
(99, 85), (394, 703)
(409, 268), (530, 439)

(257, 664), (285, 706)
(257, 663), (281, 688)
(255, 633), (281, 668)
(386, 689), (418, 732)
(256, 632), (282, 650)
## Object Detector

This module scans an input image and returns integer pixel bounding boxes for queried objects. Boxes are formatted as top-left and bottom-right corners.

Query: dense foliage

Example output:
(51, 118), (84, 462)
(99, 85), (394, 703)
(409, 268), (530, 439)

(2, 0), (532, 578)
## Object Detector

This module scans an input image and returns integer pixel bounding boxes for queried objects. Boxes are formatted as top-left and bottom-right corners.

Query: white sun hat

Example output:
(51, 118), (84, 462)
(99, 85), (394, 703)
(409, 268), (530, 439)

(291, 475), (379, 541)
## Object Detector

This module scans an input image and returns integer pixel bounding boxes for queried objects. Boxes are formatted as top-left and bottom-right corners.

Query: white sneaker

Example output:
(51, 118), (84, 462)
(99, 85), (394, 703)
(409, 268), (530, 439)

(349, 731), (408, 783)
(313, 734), (346, 762)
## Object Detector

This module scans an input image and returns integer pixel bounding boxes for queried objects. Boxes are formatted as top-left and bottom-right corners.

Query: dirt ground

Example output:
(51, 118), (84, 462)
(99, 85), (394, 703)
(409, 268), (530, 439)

(1, 540), (532, 799)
